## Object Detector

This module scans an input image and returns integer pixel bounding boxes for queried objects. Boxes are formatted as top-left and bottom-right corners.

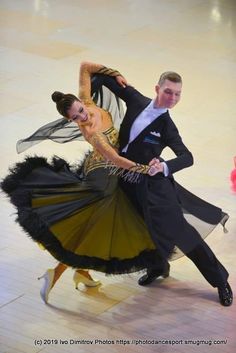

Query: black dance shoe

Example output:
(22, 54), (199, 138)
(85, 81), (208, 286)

(138, 265), (170, 286)
(218, 282), (233, 306)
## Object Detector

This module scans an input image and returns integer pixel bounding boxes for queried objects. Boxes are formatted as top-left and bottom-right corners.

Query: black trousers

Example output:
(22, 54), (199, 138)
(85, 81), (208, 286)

(120, 175), (228, 288)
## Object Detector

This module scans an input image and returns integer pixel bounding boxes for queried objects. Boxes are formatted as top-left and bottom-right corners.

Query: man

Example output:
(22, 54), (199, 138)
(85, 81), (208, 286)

(91, 65), (233, 307)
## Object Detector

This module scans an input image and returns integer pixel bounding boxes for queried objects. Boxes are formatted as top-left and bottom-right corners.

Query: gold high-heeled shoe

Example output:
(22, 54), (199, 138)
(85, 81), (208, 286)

(73, 271), (101, 289)
(38, 269), (55, 303)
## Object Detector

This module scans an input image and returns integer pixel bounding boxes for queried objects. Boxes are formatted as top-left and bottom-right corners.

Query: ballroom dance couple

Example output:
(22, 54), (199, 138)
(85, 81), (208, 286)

(1, 61), (233, 307)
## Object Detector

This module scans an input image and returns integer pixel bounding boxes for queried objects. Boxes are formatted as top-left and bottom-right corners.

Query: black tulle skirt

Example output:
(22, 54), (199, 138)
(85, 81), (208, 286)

(1, 155), (229, 274)
(1, 155), (164, 274)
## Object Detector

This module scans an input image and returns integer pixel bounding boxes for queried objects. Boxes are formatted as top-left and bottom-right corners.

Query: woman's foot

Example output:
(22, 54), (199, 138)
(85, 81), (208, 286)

(38, 263), (67, 303)
(73, 270), (101, 289)
(38, 269), (55, 303)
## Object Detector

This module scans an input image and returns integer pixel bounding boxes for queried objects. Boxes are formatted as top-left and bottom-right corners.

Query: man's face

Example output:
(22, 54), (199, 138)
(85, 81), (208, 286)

(155, 79), (182, 109)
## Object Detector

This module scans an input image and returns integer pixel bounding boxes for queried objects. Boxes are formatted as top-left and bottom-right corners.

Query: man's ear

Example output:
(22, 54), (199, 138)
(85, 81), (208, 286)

(155, 84), (160, 95)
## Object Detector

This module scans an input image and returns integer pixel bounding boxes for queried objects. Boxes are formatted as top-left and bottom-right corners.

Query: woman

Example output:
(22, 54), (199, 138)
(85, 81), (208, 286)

(1, 62), (161, 303)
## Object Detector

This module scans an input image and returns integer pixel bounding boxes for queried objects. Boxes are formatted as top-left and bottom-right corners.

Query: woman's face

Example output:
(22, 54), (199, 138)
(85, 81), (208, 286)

(67, 100), (89, 123)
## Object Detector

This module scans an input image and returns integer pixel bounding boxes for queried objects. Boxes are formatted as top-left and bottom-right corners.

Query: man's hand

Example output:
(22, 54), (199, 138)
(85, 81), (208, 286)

(115, 75), (128, 88)
(148, 158), (164, 176)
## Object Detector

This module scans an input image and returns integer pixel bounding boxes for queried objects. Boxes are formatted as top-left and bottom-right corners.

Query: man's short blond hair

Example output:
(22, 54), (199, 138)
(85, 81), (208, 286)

(158, 71), (182, 86)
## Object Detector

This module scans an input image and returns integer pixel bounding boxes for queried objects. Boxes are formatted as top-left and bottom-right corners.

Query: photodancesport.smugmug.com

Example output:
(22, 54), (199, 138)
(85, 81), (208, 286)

(34, 338), (228, 347)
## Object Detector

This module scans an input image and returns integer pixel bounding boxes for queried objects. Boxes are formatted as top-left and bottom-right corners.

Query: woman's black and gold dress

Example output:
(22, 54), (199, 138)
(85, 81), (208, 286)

(1, 101), (163, 275)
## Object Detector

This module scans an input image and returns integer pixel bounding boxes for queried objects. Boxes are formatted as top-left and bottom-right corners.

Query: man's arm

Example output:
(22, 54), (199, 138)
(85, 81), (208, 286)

(91, 73), (143, 104)
(163, 117), (194, 175)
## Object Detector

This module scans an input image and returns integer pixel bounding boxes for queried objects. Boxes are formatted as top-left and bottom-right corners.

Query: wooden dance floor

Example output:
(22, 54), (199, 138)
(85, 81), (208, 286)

(0, 1), (235, 352)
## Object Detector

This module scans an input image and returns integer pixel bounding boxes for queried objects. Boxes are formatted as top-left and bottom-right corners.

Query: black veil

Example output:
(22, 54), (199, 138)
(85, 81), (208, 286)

(16, 79), (124, 154)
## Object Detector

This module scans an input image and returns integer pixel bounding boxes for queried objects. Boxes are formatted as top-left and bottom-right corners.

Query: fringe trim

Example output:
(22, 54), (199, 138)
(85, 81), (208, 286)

(105, 162), (143, 183)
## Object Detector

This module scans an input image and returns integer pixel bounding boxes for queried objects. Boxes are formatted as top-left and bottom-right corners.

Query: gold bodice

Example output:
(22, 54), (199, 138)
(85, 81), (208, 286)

(84, 126), (119, 175)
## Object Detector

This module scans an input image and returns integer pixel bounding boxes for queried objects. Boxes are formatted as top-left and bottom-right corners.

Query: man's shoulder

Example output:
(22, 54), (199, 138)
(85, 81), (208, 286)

(125, 86), (151, 104)
(160, 111), (179, 129)
(163, 110), (174, 121)
(158, 110), (171, 122)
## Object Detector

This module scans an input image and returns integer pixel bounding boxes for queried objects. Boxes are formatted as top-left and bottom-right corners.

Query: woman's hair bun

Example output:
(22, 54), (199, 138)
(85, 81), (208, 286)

(51, 91), (64, 103)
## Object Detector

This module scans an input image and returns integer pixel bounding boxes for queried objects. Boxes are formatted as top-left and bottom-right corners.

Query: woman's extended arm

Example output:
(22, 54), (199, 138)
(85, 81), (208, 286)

(78, 61), (126, 102)
(88, 132), (157, 176)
